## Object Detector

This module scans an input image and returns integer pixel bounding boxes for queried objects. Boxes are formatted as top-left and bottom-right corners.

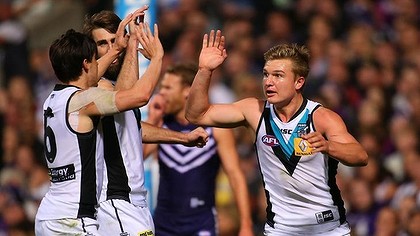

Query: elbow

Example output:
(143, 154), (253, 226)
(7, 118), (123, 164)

(185, 111), (205, 125)
(348, 151), (369, 167)
(359, 151), (369, 166)
(136, 94), (151, 108)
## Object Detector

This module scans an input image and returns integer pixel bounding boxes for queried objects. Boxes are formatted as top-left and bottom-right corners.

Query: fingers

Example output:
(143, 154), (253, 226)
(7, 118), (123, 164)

(133, 5), (149, 15)
(219, 35), (225, 51)
(214, 30), (221, 48)
(154, 24), (159, 39)
(119, 13), (133, 31)
(132, 5), (149, 24)
(202, 30), (225, 52)
(202, 33), (208, 49)
(208, 30), (215, 47)
(119, 14), (132, 36)
(302, 132), (327, 152)
(136, 23), (147, 46)
(146, 23), (154, 43)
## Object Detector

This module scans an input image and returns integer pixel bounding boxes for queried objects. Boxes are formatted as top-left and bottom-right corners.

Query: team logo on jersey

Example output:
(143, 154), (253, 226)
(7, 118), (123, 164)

(296, 123), (309, 137)
(315, 210), (334, 224)
(262, 135), (280, 147)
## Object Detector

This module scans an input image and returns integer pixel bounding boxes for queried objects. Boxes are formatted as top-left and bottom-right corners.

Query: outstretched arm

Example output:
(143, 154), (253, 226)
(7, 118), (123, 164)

(215, 128), (254, 236)
(185, 30), (245, 128)
(301, 107), (368, 166)
(143, 94), (209, 157)
(142, 123), (209, 157)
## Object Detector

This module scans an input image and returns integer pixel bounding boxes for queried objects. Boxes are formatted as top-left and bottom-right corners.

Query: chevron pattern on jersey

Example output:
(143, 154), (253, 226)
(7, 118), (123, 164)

(159, 127), (217, 173)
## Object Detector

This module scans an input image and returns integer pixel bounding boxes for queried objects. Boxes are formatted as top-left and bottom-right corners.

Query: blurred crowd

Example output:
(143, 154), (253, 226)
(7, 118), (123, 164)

(0, 0), (420, 235)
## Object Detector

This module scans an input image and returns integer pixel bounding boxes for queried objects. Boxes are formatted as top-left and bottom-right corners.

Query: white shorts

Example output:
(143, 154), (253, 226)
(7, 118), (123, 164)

(35, 217), (99, 235)
(97, 199), (154, 236)
(264, 222), (351, 236)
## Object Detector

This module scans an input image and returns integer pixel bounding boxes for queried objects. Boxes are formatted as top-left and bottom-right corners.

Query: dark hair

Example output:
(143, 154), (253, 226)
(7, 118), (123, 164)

(49, 29), (98, 83)
(83, 10), (121, 38)
(264, 43), (310, 78)
(165, 62), (198, 87)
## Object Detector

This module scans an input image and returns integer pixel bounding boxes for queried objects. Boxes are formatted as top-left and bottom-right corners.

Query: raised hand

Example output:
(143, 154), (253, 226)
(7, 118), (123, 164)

(128, 6), (149, 37)
(184, 127), (209, 148)
(135, 22), (164, 60)
(199, 30), (228, 71)
(113, 13), (133, 53)
(114, 6), (149, 53)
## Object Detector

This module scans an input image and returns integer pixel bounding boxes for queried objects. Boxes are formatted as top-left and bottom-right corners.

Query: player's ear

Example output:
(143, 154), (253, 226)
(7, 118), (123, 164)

(183, 86), (190, 99)
(83, 59), (91, 72)
(295, 76), (305, 90)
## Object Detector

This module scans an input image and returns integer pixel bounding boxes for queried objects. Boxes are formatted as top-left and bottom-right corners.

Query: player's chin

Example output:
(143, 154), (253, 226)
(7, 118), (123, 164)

(266, 95), (278, 104)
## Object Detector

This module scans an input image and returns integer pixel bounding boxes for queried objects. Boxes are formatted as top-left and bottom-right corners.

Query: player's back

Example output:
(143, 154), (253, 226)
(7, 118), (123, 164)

(37, 85), (101, 220)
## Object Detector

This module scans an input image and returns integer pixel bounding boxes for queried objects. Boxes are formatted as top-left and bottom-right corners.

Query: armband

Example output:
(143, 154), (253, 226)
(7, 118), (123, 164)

(69, 87), (119, 115)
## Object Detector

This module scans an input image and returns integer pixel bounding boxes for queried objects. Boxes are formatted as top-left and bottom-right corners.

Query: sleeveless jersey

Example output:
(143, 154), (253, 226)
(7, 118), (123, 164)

(36, 84), (101, 220)
(255, 99), (347, 234)
(155, 115), (220, 215)
(97, 107), (148, 207)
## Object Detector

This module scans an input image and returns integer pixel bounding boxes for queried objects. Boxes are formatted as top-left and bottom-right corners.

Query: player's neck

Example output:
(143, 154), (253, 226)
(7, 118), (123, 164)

(69, 76), (90, 90)
(274, 95), (304, 122)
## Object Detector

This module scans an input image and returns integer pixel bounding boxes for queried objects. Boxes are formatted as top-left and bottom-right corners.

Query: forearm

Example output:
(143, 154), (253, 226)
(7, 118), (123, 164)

(326, 141), (368, 166)
(115, 38), (139, 90)
(185, 68), (212, 123)
(132, 57), (162, 101)
(142, 122), (189, 144)
(228, 172), (253, 230)
(97, 48), (120, 80)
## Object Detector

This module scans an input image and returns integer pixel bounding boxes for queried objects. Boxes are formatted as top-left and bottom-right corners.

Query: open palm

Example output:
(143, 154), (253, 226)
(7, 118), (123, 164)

(199, 30), (227, 71)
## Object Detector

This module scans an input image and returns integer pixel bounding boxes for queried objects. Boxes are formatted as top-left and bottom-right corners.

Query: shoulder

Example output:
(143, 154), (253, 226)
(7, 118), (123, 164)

(235, 97), (264, 107)
(234, 97), (265, 116)
(235, 98), (266, 129)
(313, 106), (342, 121)
(313, 106), (347, 132)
